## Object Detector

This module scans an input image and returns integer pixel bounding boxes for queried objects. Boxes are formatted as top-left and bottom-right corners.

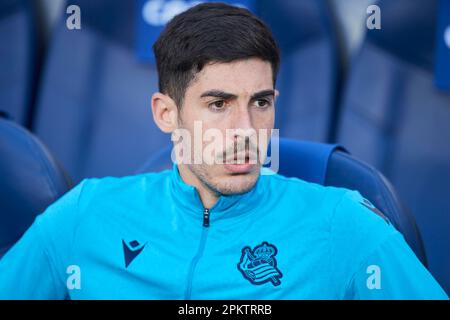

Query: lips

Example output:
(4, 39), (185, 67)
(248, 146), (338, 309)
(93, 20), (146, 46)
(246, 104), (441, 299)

(223, 162), (256, 174)
(223, 153), (258, 174)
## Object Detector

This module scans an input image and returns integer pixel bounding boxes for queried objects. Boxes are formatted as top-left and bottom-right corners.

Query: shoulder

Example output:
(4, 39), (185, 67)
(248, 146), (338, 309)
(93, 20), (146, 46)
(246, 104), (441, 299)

(77, 169), (172, 205)
(37, 169), (172, 229)
(259, 169), (350, 214)
(328, 189), (402, 289)
(261, 168), (344, 196)
(261, 169), (398, 243)
(331, 189), (396, 241)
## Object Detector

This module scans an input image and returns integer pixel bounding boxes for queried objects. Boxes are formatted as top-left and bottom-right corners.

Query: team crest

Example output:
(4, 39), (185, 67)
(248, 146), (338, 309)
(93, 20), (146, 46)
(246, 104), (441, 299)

(237, 241), (283, 287)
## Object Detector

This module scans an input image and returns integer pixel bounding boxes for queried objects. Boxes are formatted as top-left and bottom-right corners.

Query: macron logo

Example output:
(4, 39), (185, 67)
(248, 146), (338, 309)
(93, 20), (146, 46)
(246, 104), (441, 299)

(122, 240), (146, 268)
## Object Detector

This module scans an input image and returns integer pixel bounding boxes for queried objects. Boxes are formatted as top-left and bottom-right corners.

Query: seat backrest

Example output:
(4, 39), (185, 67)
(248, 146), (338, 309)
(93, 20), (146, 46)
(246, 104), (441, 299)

(259, 0), (341, 142)
(337, 0), (450, 292)
(33, 0), (170, 183)
(0, 0), (40, 126)
(138, 137), (427, 266)
(0, 116), (72, 257)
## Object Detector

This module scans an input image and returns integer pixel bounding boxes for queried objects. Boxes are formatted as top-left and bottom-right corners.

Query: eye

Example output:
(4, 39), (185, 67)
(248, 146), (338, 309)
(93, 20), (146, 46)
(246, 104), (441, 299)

(254, 99), (271, 108)
(208, 100), (226, 111)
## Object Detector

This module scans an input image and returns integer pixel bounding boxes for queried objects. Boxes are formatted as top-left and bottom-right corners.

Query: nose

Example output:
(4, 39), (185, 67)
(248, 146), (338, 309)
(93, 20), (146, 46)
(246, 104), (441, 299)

(228, 104), (257, 152)
(231, 104), (253, 131)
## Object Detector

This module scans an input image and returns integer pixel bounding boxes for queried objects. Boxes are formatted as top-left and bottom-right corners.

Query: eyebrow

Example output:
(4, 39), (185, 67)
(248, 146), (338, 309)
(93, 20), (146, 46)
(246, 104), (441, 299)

(200, 90), (237, 100)
(200, 89), (275, 100)
(250, 89), (276, 100)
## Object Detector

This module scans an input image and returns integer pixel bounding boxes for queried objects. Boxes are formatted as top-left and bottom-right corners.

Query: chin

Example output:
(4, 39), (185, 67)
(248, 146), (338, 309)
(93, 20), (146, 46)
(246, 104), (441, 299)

(215, 170), (260, 195)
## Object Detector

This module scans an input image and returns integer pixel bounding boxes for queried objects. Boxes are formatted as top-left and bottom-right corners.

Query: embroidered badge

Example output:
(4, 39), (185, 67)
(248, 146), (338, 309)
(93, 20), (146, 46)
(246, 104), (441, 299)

(237, 241), (283, 286)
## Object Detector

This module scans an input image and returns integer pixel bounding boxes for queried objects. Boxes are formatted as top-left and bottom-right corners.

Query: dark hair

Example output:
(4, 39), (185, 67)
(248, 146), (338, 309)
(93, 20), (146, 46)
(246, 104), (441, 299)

(153, 2), (280, 108)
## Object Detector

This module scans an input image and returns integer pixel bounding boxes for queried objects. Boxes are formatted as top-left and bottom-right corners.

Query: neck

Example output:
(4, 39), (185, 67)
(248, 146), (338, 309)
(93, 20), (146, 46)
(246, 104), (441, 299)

(177, 164), (219, 209)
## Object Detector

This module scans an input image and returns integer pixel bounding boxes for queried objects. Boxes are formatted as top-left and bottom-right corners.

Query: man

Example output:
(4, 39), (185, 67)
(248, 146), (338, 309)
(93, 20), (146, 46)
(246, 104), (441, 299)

(0, 3), (447, 299)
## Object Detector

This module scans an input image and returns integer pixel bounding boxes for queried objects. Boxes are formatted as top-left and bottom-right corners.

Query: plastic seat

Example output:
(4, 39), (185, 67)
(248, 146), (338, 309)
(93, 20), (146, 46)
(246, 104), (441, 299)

(337, 0), (450, 292)
(33, 0), (170, 183)
(0, 115), (72, 258)
(0, 0), (40, 126)
(258, 0), (341, 142)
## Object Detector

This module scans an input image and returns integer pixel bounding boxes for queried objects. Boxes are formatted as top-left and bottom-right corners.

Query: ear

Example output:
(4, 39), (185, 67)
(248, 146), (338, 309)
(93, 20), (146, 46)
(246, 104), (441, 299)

(151, 92), (178, 133)
(274, 89), (280, 100)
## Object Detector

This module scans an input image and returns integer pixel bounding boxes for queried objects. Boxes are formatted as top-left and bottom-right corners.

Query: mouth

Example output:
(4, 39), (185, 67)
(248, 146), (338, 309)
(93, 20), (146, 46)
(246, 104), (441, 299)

(223, 154), (258, 174)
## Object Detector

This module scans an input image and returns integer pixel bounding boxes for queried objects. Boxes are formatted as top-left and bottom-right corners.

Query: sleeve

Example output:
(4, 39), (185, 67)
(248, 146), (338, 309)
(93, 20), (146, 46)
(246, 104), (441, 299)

(346, 231), (448, 299)
(330, 190), (448, 300)
(0, 180), (87, 300)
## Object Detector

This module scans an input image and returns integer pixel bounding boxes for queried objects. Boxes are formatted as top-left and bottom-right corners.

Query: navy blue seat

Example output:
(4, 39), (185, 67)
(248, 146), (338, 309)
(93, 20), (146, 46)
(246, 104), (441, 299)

(138, 138), (427, 266)
(258, 0), (341, 142)
(0, 115), (72, 258)
(0, 0), (40, 126)
(33, 0), (170, 183)
(337, 0), (450, 292)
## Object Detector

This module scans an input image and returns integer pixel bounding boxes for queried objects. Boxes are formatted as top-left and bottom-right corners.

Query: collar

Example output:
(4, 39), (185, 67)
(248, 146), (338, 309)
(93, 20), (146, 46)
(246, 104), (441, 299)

(170, 163), (267, 222)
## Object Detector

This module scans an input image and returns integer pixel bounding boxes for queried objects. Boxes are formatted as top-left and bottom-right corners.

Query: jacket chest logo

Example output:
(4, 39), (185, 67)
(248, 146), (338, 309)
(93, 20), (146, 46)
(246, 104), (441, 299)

(122, 240), (146, 268)
(237, 241), (283, 287)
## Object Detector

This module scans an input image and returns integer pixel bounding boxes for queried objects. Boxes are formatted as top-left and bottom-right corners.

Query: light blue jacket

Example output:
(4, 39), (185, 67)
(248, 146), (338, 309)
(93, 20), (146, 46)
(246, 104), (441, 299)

(0, 164), (447, 299)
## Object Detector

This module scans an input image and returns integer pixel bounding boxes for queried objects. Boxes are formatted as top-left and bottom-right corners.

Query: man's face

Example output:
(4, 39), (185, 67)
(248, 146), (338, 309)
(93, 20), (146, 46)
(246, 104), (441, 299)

(175, 58), (276, 196)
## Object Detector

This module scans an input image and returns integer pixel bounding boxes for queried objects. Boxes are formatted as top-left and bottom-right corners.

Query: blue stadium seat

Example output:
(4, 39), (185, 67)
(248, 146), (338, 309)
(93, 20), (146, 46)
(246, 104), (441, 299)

(0, 0), (40, 126)
(337, 0), (450, 293)
(258, 0), (341, 142)
(138, 138), (428, 266)
(0, 115), (72, 258)
(33, 0), (170, 183)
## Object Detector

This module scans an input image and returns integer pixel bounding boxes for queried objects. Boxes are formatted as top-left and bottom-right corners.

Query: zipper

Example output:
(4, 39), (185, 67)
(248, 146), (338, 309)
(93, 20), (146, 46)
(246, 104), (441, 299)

(184, 208), (210, 299)
(203, 208), (210, 227)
